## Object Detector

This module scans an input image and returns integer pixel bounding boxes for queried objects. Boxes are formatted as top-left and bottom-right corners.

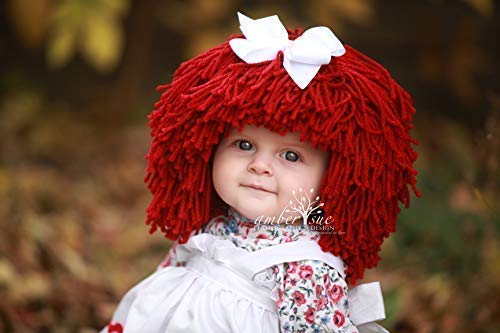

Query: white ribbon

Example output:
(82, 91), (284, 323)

(229, 12), (345, 89)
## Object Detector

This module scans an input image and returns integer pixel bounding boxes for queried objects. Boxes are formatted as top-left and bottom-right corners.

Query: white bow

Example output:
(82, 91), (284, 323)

(348, 282), (390, 333)
(229, 12), (345, 89)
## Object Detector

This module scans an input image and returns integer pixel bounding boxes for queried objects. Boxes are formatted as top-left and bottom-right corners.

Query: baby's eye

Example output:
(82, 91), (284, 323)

(281, 151), (300, 162)
(237, 140), (253, 151)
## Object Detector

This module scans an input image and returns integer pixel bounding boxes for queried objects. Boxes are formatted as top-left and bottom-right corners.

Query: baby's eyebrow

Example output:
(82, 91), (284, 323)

(280, 141), (310, 149)
(226, 133), (253, 140)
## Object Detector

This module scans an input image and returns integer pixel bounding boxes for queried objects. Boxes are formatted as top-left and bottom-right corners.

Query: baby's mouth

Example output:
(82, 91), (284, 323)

(241, 184), (276, 194)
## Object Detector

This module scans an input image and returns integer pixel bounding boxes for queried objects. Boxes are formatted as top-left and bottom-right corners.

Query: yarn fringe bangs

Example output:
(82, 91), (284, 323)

(145, 30), (420, 285)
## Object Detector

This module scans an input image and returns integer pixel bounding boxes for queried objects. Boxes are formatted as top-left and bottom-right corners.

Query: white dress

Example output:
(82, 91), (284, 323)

(101, 216), (388, 333)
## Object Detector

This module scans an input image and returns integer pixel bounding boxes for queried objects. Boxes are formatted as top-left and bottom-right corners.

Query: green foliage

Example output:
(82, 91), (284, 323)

(46, 0), (129, 72)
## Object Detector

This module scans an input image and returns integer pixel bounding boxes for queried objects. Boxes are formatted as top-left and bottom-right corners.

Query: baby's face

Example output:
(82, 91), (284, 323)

(212, 125), (329, 224)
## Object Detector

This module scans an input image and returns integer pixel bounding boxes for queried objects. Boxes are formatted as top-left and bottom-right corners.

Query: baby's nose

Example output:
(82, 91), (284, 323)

(248, 156), (273, 176)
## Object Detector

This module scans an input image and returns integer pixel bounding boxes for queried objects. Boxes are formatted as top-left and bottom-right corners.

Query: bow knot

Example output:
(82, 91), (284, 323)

(229, 12), (345, 89)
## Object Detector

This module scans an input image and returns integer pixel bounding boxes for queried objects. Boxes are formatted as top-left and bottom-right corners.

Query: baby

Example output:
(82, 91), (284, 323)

(102, 12), (419, 333)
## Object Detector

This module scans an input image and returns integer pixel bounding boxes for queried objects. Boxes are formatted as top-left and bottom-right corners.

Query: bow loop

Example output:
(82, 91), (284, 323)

(286, 35), (332, 65)
(229, 12), (345, 89)
(348, 281), (389, 333)
(229, 39), (282, 64)
(301, 26), (346, 57)
(237, 12), (288, 45)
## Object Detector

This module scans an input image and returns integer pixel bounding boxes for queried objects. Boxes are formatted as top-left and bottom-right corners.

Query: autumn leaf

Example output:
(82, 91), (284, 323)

(46, 25), (78, 69)
(81, 14), (124, 73)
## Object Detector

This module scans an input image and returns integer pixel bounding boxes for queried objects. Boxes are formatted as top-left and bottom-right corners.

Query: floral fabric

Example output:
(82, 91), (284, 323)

(158, 209), (359, 333)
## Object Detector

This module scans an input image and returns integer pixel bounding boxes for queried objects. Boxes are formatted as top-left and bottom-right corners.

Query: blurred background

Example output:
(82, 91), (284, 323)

(0, 0), (498, 332)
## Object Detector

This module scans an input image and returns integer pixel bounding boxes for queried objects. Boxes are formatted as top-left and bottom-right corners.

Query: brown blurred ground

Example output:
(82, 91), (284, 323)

(0, 0), (498, 332)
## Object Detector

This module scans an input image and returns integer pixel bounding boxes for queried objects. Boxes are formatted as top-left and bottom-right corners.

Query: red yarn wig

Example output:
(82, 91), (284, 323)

(144, 28), (420, 285)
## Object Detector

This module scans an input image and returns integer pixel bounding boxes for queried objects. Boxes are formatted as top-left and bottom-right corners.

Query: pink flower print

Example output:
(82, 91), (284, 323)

(276, 289), (284, 308)
(315, 285), (324, 298)
(287, 262), (298, 274)
(284, 234), (293, 243)
(290, 278), (297, 286)
(328, 284), (344, 304)
(292, 290), (306, 306)
(256, 233), (269, 239)
(333, 310), (345, 327)
(298, 265), (313, 279)
(305, 306), (316, 324)
(314, 296), (328, 311)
